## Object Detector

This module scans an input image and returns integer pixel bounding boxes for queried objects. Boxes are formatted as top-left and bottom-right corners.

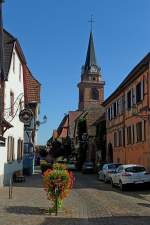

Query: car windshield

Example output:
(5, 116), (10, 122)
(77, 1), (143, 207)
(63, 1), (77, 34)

(125, 166), (145, 173)
(108, 164), (118, 169)
(85, 162), (93, 166)
(68, 161), (74, 164)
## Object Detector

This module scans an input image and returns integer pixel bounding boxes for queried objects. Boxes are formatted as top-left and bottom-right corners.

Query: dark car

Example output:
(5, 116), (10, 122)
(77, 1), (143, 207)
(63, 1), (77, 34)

(66, 161), (76, 171)
(82, 161), (94, 174)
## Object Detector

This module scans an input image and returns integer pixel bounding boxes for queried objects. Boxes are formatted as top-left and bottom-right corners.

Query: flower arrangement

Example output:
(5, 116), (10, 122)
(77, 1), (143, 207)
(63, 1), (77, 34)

(43, 163), (75, 215)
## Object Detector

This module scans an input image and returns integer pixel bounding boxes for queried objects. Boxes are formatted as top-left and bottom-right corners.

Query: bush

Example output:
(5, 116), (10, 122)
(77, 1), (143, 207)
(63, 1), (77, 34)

(40, 162), (52, 174)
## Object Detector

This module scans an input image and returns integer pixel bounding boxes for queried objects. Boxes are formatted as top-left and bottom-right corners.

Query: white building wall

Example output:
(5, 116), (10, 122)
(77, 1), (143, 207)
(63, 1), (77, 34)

(0, 45), (24, 186)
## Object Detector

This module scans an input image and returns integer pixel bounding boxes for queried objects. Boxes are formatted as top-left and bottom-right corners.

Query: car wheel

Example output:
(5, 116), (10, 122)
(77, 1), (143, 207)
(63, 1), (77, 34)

(111, 178), (115, 187)
(119, 180), (125, 191)
(104, 176), (107, 183)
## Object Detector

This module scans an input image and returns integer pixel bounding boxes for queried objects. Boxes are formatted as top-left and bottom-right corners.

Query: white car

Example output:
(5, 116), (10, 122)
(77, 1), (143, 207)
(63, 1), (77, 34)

(111, 164), (150, 191)
(98, 163), (121, 183)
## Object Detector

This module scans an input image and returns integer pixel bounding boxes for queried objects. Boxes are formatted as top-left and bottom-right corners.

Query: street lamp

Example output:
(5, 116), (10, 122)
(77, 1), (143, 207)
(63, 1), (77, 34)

(36, 115), (47, 127)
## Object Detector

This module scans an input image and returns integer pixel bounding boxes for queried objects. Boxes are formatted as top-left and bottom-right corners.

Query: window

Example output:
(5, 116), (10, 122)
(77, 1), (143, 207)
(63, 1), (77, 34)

(132, 125), (135, 144)
(136, 81), (144, 103)
(10, 92), (14, 116)
(118, 129), (123, 146)
(136, 122), (142, 142)
(125, 166), (145, 173)
(117, 166), (123, 173)
(127, 126), (132, 145)
(113, 102), (117, 117)
(13, 52), (15, 73)
(116, 100), (119, 115)
(107, 108), (111, 120)
(127, 90), (131, 110)
(7, 136), (15, 162)
(79, 90), (84, 101)
(122, 96), (125, 113)
(91, 88), (99, 100)
(114, 132), (117, 147)
(17, 139), (24, 161)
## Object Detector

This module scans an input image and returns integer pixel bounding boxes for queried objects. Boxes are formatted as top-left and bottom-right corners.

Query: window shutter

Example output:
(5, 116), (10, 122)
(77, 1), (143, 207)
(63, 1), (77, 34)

(131, 89), (133, 107)
(125, 93), (127, 110)
(125, 127), (127, 146)
(132, 125), (134, 144)
(121, 97), (124, 114)
(133, 87), (136, 105)
(12, 137), (15, 160)
(7, 137), (10, 161)
(141, 80), (144, 100)
(116, 101), (119, 115)
(110, 106), (112, 120)
(112, 105), (114, 119)
(116, 131), (118, 147)
(118, 99), (120, 115)
(134, 124), (137, 143)
(10, 137), (12, 161)
(142, 120), (145, 141)
(121, 128), (123, 146)
(106, 109), (109, 120)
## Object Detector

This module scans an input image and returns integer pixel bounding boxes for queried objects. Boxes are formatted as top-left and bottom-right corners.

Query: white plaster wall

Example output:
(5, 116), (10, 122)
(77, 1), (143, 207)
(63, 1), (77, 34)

(0, 45), (24, 185)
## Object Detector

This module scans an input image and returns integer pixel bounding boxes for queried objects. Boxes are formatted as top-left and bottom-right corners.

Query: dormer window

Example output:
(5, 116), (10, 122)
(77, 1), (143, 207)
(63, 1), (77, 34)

(13, 52), (15, 73)
(10, 91), (14, 116)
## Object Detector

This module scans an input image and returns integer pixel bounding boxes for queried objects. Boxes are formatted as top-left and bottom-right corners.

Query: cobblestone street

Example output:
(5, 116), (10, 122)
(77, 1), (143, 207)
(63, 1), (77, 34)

(1, 169), (150, 225)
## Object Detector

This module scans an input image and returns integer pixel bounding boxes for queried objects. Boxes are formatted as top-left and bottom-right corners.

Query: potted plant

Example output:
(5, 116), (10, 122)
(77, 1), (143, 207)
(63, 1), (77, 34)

(43, 163), (75, 215)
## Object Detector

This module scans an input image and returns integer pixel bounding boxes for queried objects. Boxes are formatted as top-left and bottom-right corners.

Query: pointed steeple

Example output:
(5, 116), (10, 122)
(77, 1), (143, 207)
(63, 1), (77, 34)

(0, 0), (5, 81)
(84, 31), (97, 70)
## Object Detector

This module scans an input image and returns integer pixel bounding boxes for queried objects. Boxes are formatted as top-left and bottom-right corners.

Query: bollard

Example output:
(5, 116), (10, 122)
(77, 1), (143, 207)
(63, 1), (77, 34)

(9, 177), (13, 199)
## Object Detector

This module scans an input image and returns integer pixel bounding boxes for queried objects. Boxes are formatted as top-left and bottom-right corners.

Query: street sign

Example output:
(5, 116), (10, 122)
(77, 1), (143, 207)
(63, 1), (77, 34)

(19, 109), (33, 124)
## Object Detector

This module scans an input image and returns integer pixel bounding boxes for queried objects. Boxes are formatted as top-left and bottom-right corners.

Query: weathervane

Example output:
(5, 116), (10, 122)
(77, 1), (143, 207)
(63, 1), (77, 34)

(88, 15), (95, 32)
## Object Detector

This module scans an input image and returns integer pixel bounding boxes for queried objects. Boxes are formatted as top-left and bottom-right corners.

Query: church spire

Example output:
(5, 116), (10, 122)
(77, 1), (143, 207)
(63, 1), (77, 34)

(84, 31), (97, 70)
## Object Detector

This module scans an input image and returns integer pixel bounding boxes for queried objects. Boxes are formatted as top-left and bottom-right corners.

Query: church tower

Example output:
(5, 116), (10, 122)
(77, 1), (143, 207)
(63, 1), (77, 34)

(78, 31), (105, 111)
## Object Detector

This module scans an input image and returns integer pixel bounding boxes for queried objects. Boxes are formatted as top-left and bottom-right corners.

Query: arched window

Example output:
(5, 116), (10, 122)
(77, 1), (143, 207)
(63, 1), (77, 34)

(91, 88), (99, 100)
(79, 90), (84, 101)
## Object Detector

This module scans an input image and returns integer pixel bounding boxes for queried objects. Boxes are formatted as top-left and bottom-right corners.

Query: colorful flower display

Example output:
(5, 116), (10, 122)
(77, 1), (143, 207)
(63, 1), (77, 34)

(43, 163), (75, 214)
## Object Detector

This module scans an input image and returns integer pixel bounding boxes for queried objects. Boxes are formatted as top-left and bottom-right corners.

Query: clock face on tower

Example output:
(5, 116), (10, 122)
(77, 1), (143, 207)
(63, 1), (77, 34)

(90, 65), (97, 73)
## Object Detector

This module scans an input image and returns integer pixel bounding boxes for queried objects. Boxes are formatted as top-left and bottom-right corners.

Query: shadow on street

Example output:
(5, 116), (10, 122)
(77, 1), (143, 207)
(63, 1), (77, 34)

(40, 216), (150, 225)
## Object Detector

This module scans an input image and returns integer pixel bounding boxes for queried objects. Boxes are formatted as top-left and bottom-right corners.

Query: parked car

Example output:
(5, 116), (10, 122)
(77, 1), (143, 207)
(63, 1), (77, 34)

(111, 164), (150, 191)
(96, 162), (106, 174)
(98, 163), (122, 183)
(66, 161), (76, 171)
(82, 161), (94, 173)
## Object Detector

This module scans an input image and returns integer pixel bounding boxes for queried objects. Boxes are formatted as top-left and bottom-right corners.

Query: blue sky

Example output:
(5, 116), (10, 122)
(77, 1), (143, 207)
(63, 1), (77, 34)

(4, 0), (150, 144)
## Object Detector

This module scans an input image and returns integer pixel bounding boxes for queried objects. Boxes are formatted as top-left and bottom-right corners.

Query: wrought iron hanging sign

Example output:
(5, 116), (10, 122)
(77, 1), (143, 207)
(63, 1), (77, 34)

(19, 109), (33, 124)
